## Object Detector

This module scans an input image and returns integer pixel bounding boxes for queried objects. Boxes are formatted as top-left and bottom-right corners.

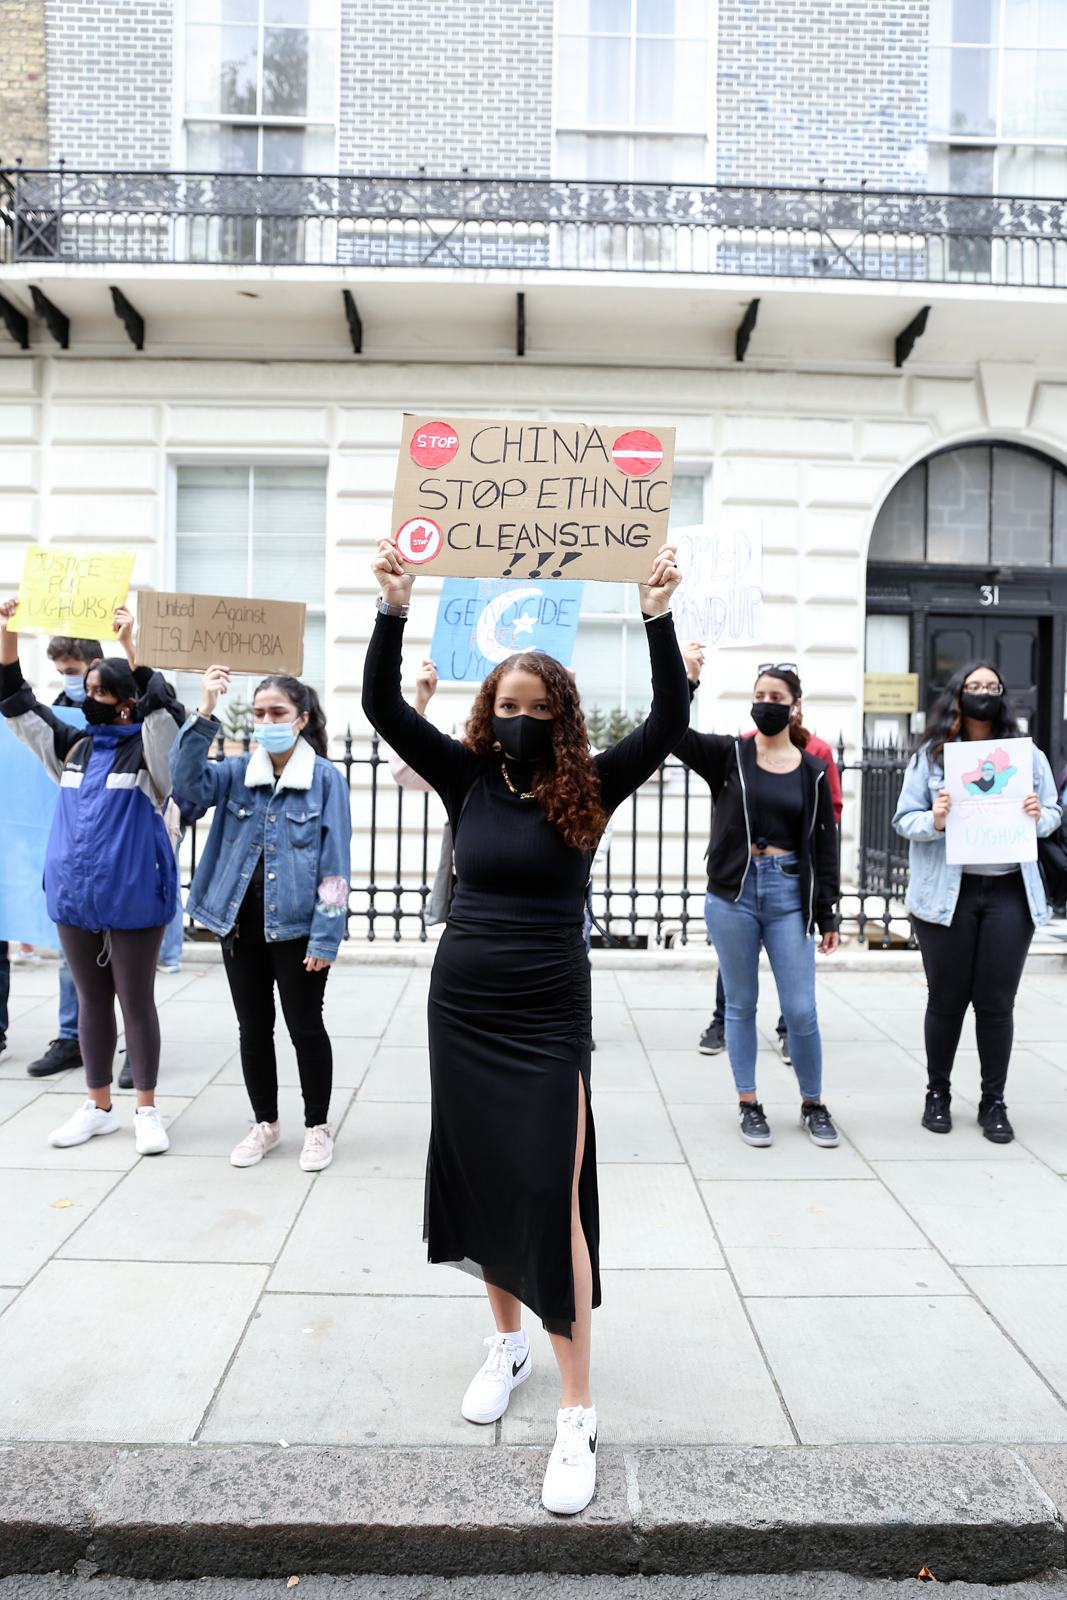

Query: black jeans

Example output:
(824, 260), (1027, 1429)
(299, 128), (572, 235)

(223, 934), (332, 1128)
(913, 872), (1034, 1104)
(0, 941), (8, 1040)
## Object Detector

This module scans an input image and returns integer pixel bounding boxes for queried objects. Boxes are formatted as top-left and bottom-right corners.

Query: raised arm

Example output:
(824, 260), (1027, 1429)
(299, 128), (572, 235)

(594, 547), (689, 814)
(0, 599), (85, 780)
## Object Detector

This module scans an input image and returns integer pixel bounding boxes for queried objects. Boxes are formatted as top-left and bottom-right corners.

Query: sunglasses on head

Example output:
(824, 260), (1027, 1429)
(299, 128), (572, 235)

(757, 661), (799, 678)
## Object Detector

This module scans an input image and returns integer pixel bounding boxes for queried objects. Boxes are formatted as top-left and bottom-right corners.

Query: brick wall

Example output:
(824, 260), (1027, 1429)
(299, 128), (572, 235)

(0, 0), (49, 165)
(46, 0), (172, 168)
(716, 0), (929, 189)
(338, 0), (552, 176)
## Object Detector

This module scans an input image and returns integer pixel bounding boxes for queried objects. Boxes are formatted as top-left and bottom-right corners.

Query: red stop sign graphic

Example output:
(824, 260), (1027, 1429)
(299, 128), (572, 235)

(410, 421), (460, 469)
(396, 517), (443, 565)
(612, 429), (663, 478)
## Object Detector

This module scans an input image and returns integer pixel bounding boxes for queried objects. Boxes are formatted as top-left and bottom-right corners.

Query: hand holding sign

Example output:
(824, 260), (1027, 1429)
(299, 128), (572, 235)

(373, 535), (415, 607)
(638, 546), (683, 616)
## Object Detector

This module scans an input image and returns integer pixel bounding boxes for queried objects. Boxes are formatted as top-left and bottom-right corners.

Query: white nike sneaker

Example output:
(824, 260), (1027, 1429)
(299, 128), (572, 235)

(461, 1333), (532, 1424)
(48, 1099), (120, 1148)
(230, 1121), (280, 1168)
(299, 1123), (333, 1171)
(542, 1405), (598, 1515)
(134, 1105), (169, 1155)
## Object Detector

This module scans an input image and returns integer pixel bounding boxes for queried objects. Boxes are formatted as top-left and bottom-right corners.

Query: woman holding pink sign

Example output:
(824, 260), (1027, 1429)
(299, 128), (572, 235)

(892, 661), (1061, 1144)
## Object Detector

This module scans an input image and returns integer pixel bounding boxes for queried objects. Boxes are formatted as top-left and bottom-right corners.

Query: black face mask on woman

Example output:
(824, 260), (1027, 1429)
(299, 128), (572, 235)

(82, 697), (124, 726)
(750, 701), (792, 737)
(960, 690), (1001, 723)
(492, 713), (555, 763)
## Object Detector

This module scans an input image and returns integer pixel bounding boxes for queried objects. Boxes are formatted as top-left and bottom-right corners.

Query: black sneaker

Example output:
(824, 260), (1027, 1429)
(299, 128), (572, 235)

(118, 1058), (134, 1090)
(699, 1021), (725, 1055)
(0, 1034), (6, 1059)
(922, 1089), (952, 1134)
(979, 1098), (1014, 1144)
(775, 1032), (792, 1066)
(800, 1101), (840, 1147)
(27, 1037), (82, 1078)
(738, 1101), (772, 1146)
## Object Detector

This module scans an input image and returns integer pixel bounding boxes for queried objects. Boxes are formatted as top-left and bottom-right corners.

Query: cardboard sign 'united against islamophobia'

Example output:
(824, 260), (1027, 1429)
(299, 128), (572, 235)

(390, 416), (676, 582)
(137, 591), (306, 676)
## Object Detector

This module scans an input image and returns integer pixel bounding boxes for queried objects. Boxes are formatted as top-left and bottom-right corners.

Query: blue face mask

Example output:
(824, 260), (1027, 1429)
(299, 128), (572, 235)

(60, 673), (87, 704)
(254, 721), (298, 754)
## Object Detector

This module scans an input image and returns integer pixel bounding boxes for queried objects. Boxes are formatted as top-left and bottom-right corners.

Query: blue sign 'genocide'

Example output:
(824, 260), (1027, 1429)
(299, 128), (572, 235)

(429, 578), (585, 684)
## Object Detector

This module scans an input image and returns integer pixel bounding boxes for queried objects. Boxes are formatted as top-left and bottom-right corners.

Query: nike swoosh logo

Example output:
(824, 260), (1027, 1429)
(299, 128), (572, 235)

(589, 1431), (597, 1453)
(512, 1352), (529, 1377)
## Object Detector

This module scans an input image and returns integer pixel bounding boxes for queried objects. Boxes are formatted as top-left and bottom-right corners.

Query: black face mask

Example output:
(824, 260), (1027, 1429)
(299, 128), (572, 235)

(82, 697), (122, 726)
(960, 690), (1001, 723)
(492, 713), (555, 763)
(750, 701), (792, 737)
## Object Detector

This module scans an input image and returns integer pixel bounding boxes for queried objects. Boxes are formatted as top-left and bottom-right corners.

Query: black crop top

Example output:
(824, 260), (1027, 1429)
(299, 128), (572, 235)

(753, 762), (804, 853)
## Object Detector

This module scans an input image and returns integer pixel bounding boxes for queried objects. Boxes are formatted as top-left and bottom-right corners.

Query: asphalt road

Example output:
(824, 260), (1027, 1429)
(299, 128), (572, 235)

(4, 1575), (1067, 1600)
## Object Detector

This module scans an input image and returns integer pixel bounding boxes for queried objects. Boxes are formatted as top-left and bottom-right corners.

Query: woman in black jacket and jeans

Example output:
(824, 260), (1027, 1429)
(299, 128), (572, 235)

(675, 664), (840, 1149)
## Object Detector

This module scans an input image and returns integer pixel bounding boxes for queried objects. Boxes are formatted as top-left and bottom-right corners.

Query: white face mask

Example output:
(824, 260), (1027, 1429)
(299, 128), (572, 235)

(60, 673), (87, 704)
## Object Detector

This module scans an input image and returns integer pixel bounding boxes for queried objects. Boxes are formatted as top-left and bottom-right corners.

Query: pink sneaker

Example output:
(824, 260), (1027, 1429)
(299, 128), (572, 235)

(299, 1123), (333, 1172)
(230, 1121), (280, 1168)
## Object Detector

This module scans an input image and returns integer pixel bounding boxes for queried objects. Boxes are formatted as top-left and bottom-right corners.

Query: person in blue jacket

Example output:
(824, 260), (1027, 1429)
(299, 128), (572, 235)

(892, 660), (1061, 1145)
(170, 665), (351, 1174)
(0, 598), (182, 1155)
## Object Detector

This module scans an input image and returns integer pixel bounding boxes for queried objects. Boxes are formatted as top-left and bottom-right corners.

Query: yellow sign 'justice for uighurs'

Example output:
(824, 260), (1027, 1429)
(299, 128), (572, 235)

(391, 416), (677, 583)
(9, 546), (136, 639)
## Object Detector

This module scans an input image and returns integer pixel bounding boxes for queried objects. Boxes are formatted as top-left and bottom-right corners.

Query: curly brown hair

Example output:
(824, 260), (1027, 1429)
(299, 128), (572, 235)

(466, 652), (609, 851)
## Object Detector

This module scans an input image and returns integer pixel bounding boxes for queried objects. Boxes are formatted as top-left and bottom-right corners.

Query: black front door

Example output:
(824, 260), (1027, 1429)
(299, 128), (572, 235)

(924, 612), (1050, 748)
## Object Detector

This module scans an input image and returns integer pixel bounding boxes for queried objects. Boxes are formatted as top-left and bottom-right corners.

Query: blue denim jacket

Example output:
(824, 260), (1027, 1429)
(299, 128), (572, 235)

(169, 715), (352, 960)
(892, 740), (1061, 928)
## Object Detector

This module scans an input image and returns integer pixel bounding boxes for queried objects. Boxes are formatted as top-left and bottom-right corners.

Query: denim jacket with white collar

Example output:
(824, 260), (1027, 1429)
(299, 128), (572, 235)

(891, 740), (1061, 928)
(169, 713), (352, 960)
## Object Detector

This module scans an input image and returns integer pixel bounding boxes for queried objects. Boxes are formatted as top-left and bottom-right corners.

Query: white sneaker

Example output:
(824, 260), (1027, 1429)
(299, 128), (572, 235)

(48, 1099), (120, 1148)
(134, 1104), (169, 1155)
(461, 1333), (532, 1424)
(542, 1405), (598, 1515)
(299, 1123), (333, 1171)
(230, 1120), (281, 1167)
(12, 950), (42, 965)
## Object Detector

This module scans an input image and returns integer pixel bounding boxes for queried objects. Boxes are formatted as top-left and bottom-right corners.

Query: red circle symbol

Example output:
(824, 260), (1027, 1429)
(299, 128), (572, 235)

(612, 429), (663, 478)
(396, 517), (443, 565)
(409, 421), (460, 469)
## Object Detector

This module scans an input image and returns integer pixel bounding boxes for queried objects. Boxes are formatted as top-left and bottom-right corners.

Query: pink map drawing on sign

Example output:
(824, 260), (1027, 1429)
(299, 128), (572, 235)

(961, 746), (1017, 796)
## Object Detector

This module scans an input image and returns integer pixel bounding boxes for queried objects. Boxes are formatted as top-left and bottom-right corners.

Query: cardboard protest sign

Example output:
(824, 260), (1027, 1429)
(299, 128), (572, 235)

(391, 415), (675, 582)
(430, 578), (584, 683)
(943, 736), (1036, 865)
(9, 546), (135, 639)
(137, 591), (306, 676)
(670, 524), (763, 648)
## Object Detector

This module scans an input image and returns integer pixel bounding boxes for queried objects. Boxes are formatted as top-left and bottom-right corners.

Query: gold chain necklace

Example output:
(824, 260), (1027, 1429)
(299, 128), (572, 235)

(500, 759), (541, 800)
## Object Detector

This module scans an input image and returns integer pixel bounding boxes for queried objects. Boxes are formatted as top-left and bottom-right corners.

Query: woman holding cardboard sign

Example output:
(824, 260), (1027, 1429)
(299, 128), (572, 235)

(893, 662), (1060, 1144)
(363, 533), (687, 1517)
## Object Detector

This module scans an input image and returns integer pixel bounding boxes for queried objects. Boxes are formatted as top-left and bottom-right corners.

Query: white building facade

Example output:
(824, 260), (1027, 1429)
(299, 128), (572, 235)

(2, 0), (1067, 934)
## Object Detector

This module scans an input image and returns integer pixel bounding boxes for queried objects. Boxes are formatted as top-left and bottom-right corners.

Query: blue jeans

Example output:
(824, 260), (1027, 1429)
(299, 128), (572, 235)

(158, 891), (185, 968)
(0, 941), (8, 1040)
(704, 854), (823, 1101)
(58, 953), (79, 1040)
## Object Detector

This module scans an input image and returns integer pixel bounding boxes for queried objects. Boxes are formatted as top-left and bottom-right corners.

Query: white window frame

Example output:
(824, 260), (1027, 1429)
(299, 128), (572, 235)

(172, 0), (341, 172)
(551, 0), (718, 182)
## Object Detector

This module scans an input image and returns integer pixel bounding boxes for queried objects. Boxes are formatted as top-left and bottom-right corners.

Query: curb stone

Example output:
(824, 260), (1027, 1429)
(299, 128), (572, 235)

(1, 1445), (1065, 1582)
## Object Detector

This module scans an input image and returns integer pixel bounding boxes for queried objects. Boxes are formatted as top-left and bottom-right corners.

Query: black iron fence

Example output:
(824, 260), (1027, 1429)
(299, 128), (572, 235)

(178, 731), (914, 950)
(3, 167), (1067, 287)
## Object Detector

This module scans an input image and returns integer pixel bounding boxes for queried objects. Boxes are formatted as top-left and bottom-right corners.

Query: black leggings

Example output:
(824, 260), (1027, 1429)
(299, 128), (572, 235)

(223, 934), (332, 1127)
(58, 925), (165, 1091)
(912, 872), (1034, 1104)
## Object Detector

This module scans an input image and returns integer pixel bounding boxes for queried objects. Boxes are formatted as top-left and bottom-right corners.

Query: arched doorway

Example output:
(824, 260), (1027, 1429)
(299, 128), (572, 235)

(865, 441), (1067, 761)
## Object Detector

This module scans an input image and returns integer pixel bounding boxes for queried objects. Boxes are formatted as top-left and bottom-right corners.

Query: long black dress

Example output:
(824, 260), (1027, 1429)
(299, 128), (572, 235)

(362, 610), (689, 1334)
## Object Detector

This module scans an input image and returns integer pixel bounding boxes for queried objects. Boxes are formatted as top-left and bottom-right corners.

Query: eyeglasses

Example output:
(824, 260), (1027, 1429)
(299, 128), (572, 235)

(757, 662), (799, 677)
(962, 681), (1003, 695)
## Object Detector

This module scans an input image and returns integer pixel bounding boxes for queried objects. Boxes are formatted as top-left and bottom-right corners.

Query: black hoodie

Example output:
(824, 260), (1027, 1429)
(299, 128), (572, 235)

(674, 726), (840, 936)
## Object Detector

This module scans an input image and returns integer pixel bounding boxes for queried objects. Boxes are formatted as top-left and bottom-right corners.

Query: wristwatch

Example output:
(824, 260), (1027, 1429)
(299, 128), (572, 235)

(376, 596), (410, 619)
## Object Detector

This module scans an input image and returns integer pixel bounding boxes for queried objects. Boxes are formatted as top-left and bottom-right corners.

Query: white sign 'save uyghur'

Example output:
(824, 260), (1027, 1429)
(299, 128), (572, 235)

(943, 735), (1037, 866)
(670, 524), (764, 649)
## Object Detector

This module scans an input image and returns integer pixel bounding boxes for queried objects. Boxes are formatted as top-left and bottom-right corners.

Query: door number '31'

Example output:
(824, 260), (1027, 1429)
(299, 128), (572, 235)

(980, 584), (1000, 606)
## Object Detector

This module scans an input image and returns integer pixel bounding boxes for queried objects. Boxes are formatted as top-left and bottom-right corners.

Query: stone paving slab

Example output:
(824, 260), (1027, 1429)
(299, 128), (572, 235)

(1, 1444), (1065, 1581)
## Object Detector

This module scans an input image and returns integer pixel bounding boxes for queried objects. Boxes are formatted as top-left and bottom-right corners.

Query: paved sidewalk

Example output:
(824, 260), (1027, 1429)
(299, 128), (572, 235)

(1, 955), (1067, 1451)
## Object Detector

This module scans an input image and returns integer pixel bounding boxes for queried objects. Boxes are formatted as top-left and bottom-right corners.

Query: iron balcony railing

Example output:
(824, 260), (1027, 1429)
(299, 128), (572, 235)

(3, 167), (1067, 286)
(177, 732), (915, 951)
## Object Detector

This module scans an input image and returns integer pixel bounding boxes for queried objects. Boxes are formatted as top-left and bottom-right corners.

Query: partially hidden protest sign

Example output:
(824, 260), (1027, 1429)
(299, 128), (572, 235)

(9, 546), (135, 639)
(944, 736), (1036, 865)
(391, 415), (676, 582)
(670, 524), (764, 648)
(0, 706), (85, 947)
(137, 591), (306, 676)
(430, 578), (585, 683)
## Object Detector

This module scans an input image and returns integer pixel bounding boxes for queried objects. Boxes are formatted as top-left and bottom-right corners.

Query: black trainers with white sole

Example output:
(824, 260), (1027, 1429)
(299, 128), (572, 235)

(800, 1101), (840, 1147)
(738, 1101), (772, 1146)
(699, 1021), (725, 1055)
(775, 1031), (791, 1066)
